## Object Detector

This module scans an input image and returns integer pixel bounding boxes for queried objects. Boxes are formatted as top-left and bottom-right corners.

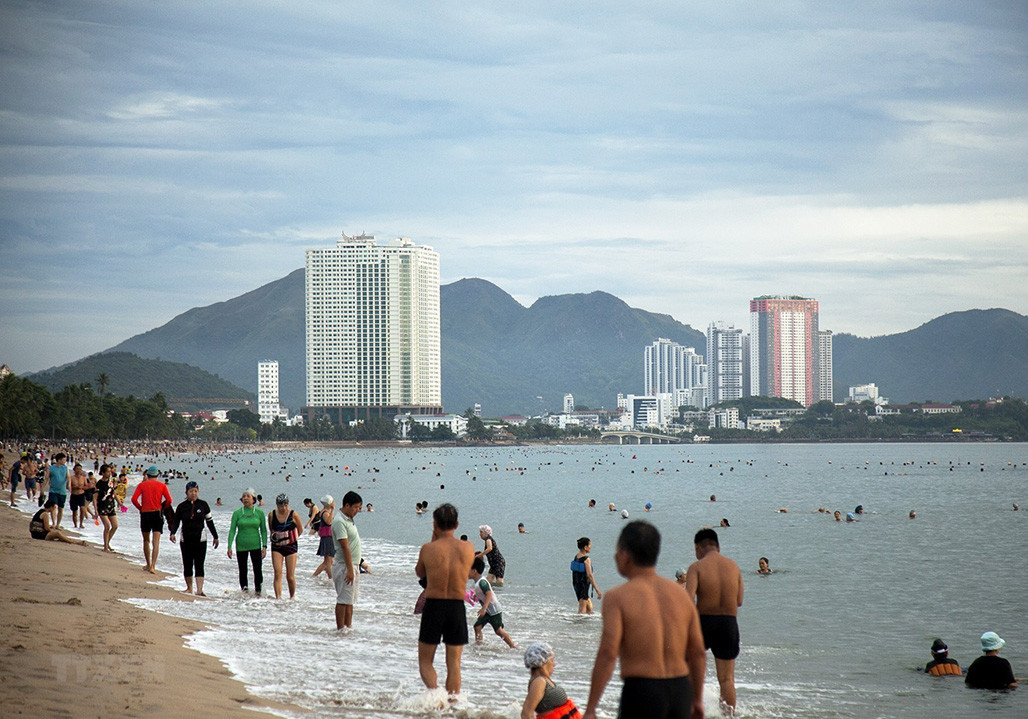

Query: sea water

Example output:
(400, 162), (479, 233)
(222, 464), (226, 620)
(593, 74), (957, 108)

(52, 443), (1027, 717)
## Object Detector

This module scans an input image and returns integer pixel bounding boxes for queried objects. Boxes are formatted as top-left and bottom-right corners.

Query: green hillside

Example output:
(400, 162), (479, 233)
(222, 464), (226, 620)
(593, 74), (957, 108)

(28, 352), (254, 410)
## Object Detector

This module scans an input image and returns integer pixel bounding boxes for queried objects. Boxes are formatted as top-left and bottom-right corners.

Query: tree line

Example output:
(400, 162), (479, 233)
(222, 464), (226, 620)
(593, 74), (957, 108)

(0, 374), (190, 439)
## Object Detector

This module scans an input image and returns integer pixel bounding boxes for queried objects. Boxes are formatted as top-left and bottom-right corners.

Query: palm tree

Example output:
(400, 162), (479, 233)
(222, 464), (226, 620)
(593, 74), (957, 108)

(96, 373), (110, 399)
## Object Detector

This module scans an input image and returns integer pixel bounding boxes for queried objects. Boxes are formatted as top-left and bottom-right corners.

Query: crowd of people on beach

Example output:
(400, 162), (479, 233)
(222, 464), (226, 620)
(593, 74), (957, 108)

(7, 443), (1021, 718)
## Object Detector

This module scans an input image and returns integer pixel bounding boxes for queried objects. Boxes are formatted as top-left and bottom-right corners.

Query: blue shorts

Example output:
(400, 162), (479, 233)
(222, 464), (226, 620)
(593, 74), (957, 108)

(24, 477), (37, 489)
(48, 492), (67, 509)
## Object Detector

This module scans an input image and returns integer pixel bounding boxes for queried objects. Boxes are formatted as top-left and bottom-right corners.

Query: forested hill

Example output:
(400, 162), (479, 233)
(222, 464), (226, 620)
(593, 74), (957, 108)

(101, 273), (708, 414)
(28, 352), (253, 409)
(832, 308), (1028, 402)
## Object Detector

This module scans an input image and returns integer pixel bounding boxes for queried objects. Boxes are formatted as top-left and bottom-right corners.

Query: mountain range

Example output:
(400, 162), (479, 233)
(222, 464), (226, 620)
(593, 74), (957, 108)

(30, 269), (1028, 415)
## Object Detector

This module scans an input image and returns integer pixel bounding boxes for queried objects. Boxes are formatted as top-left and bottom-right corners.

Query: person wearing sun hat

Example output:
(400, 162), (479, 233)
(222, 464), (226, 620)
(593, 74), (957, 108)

(965, 632), (1018, 689)
(924, 638), (961, 676)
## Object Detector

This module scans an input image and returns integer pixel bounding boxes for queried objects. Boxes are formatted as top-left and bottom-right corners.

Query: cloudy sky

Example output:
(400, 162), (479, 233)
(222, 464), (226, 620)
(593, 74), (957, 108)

(2, 1), (1026, 374)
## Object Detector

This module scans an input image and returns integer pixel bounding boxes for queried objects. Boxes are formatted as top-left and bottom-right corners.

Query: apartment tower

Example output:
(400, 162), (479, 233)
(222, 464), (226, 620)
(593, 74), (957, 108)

(706, 322), (748, 406)
(303, 233), (442, 424)
(643, 338), (703, 405)
(749, 295), (823, 407)
(257, 360), (282, 424)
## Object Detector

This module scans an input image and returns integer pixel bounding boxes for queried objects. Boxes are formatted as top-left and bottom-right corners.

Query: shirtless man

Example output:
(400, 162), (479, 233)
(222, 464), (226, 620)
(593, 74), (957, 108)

(68, 464), (88, 528)
(415, 503), (476, 697)
(585, 520), (705, 719)
(686, 528), (743, 715)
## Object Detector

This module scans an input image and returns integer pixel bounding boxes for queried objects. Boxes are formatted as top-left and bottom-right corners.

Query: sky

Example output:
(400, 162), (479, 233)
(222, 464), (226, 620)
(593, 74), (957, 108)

(2, 1), (1026, 374)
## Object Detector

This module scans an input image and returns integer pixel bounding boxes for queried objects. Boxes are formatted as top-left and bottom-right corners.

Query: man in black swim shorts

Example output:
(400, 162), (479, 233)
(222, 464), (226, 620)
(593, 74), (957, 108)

(699, 614), (741, 661)
(686, 528), (744, 715)
(584, 521), (705, 719)
(418, 597), (469, 646)
(415, 503), (475, 696)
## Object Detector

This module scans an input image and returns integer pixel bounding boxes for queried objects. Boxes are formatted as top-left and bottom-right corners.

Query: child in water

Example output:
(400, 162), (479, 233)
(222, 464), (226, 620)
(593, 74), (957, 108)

(469, 557), (516, 648)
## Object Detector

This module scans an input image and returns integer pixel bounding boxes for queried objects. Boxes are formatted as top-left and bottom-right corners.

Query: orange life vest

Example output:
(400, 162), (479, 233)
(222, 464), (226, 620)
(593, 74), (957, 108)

(928, 660), (962, 676)
(537, 698), (581, 719)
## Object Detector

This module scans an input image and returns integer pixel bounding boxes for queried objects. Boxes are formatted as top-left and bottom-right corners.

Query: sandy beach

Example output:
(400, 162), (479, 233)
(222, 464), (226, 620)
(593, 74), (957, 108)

(0, 455), (298, 719)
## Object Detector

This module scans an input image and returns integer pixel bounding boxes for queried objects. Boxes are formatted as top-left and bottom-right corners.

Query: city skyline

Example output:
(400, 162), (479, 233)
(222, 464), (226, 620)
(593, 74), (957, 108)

(2, 3), (1026, 374)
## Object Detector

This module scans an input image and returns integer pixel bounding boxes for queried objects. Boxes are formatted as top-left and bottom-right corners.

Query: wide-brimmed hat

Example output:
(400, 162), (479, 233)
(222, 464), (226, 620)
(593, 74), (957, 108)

(981, 632), (1005, 652)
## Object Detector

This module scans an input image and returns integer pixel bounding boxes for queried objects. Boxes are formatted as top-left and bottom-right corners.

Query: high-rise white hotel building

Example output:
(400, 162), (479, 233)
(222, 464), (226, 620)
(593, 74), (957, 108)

(303, 233), (442, 423)
(749, 295), (832, 407)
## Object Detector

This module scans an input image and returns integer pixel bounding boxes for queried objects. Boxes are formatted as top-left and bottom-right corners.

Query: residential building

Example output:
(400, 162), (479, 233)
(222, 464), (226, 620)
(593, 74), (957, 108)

(644, 338), (704, 403)
(563, 393), (575, 414)
(745, 417), (781, 432)
(623, 393), (675, 429)
(817, 329), (833, 403)
(303, 233), (442, 424)
(848, 383), (886, 404)
(395, 413), (467, 438)
(706, 322), (747, 406)
(749, 295), (829, 407)
(708, 407), (740, 429)
(257, 360), (289, 424)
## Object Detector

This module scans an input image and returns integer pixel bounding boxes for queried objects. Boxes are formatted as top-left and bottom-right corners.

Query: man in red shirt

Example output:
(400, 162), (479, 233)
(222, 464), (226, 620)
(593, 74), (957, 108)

(131, 466), (173, 574)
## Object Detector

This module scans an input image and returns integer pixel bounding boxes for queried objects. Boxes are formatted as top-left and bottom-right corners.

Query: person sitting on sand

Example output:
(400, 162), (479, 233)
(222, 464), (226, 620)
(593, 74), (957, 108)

(521, 642), (581, 719)
(924, 638), (961, 676)
(30, 499), (87, 545)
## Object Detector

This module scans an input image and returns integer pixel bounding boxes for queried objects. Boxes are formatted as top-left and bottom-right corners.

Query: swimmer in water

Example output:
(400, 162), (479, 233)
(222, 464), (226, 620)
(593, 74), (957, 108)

(757, 557), (772, 575)
(719, 518), (730, 528)
(518, 522), (527, 534)
(833, 511), (842, 522)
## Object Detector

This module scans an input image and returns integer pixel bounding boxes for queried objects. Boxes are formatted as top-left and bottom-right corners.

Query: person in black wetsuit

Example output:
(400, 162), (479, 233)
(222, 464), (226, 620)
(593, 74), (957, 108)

(168, 481), (218, 596)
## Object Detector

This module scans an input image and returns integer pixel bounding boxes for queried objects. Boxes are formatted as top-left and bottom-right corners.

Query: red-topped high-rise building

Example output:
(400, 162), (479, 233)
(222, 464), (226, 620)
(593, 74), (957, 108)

(749, 295), (832, 407)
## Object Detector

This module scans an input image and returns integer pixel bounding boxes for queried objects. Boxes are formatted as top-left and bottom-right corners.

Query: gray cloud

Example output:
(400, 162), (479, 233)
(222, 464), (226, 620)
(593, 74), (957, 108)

(1, 1), (1026, 372)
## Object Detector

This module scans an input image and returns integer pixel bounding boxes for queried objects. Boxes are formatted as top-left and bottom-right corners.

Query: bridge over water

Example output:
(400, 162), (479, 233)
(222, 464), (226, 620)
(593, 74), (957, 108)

(599, 430), (682, 445)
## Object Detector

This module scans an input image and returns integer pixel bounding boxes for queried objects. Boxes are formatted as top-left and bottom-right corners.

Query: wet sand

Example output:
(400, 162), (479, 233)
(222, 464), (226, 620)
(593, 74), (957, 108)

(0, 457), (300, 718)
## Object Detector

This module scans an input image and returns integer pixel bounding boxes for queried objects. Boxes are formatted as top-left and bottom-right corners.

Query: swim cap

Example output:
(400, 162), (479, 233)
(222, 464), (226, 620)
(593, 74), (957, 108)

(675, 568), (686, 580)
(320, 494), (334, 507)
(241, 487), (257, 499)
(620, 509), (629, 518)
(645, 502), (652, 509)
(275, 493), (289, 505)
(523, 641), (554, 669)
(145, 465), (160, 477)
(981, 632), (1005, 652)
(479, 525), (492, 535)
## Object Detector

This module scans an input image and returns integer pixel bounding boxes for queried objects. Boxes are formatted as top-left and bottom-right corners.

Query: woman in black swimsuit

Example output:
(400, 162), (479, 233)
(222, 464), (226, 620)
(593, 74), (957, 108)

(268, 494), (303, 599)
